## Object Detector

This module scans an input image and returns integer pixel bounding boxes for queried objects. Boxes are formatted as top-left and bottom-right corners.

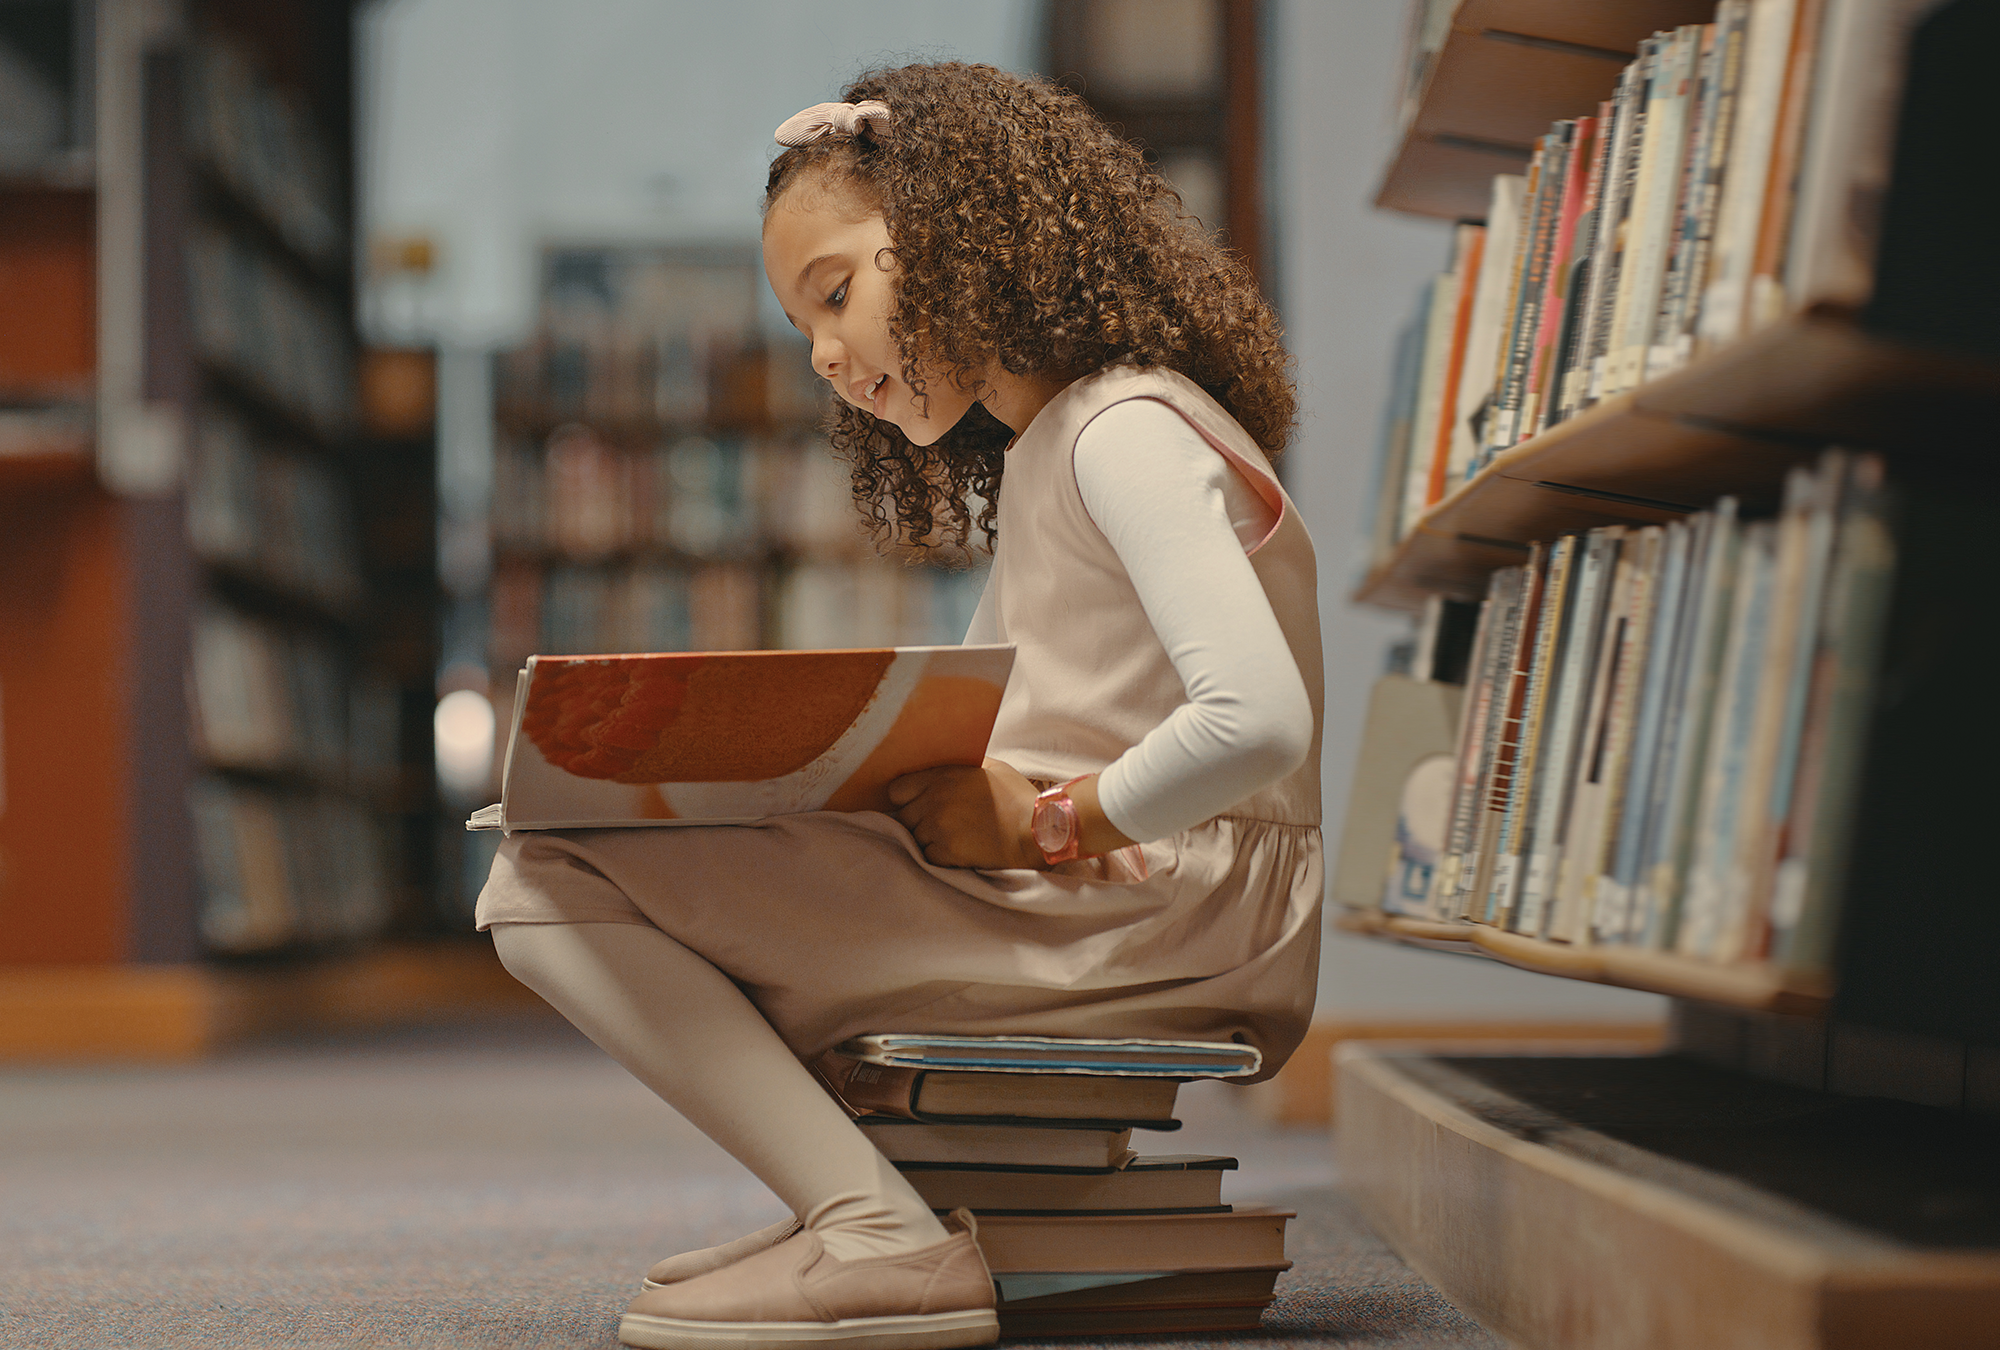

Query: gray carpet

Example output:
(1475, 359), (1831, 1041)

(0, 1015), (1498, 1350)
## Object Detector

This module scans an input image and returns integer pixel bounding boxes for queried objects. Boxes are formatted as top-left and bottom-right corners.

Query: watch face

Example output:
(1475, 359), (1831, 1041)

(1031, 797), (1072, 852)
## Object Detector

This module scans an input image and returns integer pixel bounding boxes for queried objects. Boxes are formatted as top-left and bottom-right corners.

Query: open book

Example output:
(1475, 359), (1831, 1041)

(469, 644), (1014, 832)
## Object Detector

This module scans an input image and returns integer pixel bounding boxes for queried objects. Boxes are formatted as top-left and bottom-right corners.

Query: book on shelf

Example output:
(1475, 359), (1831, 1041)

(1380, 450), (1893, 975)
(902, 1155), (1236, 1215)
(468, 644), (1013, 831)
(857, 1120), (1139, 1170)
(1329, 672), (1463, 917)
(189, 777), (389, 954)
(1370, 0), (1922, 558)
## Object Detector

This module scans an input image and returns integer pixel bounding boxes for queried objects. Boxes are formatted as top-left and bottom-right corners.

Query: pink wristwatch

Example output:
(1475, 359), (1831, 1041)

(1031, 777), (1088, 866)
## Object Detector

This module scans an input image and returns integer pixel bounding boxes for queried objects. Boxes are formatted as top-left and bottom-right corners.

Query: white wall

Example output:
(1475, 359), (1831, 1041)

(1268, 0), (1664, 1022)
(358, 0), (1040, 346)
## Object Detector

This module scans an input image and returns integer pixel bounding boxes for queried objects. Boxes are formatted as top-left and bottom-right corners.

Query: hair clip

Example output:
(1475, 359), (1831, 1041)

(775, 100), (893, 148)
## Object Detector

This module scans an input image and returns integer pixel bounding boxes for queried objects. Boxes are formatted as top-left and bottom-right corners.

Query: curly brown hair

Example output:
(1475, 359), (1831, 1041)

(764, 61), (1295, 552)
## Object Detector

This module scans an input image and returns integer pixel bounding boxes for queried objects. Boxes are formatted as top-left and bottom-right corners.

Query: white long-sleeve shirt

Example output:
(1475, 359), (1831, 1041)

(964, 398), (1313, 842)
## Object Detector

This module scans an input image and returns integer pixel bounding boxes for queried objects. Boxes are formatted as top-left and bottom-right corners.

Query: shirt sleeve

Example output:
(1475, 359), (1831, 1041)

(1072, 398), (1313, 843)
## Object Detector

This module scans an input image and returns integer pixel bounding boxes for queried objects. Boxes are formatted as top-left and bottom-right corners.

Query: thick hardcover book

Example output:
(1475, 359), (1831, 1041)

(993, 1268), (1284, 1338)
(904, 1154), (1236, 1215)
(857, 1119), (1137, 1170)
(815, 1053), (1183, 1129)
(467, 644), (1013, 831)
(972, 1206), (1293, 1274)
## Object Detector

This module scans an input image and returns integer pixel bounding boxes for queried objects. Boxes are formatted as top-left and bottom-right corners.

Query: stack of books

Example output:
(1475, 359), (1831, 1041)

(814, 1034), (1293, 1337)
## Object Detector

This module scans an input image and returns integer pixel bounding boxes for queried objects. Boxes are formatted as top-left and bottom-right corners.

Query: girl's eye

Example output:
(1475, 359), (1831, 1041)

(828, 280), (849, 309)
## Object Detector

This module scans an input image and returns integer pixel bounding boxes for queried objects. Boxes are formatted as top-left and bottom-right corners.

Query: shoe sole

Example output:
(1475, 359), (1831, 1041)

(618, 1308), (999, 1350)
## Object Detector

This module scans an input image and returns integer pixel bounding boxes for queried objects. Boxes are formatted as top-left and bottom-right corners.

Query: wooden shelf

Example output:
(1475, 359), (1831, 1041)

(0, 938), (550, 1061)
(1339, 1046), (2000, 1350)
(1355, 308), (2000, 610)
(1335, 908), (1831, 1016)
(1378, 0), (1717, 219)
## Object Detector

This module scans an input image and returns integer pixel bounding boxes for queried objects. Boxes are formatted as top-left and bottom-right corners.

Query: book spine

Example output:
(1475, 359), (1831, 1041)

(1744, 0), (1829, 331)
(1605, 35), (1683, 397)
(1470, 545), (1549, 922)
(1478, 148), (1548, 465)
(1698, 0), (1802, 349)
(1424, 224), (1486, 510)
(1400, 266), (1464, 537)
(1768, 455), (1894, 973)
(1517, 527), (1621, 937)
(1585, 56), (1650, 406)
(1602, 519), (1696, 942)
(1494, 536), (1576, 928)
(1433, 568), (1524, 918)
(1489, 130), (1571, 458)
(1555, 101), (1618, 425)
(1649, 21), (1723, 381)
(1522, 117), (1597, 440)
(1585, 528), (1665, 943)
(1428, 575), (1504, 917)
(1678, 522), (1779, 958)
(1448, 176), (1525, 492)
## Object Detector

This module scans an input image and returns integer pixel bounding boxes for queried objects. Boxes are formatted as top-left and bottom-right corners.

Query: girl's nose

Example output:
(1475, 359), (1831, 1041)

(812, 333), (842, 382)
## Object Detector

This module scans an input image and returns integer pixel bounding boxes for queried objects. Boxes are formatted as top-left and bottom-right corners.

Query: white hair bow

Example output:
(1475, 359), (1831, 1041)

(775, 100), (893, 147)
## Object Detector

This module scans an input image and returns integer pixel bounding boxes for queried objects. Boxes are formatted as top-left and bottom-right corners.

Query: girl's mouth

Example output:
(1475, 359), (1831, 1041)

(866, 372), (887, 417)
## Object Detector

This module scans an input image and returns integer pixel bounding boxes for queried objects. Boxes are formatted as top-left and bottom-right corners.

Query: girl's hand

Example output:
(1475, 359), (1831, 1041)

(887, 758), (1042, 870)
(888, 758), (1142, 870)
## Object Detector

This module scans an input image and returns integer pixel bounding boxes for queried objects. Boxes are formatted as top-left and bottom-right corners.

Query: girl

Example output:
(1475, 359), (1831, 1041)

(480, 62), (1324, 1350)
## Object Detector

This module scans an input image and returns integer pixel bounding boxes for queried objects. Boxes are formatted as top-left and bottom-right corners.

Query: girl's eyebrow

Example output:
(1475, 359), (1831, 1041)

(794, 253), (843, 294)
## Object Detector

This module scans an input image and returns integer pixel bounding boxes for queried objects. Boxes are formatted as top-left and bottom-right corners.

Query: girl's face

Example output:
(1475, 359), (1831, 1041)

(762, 183), (976, 446)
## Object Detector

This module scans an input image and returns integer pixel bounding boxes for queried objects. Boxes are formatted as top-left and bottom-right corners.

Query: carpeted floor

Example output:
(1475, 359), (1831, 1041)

(0, 1014), (1499, 1350)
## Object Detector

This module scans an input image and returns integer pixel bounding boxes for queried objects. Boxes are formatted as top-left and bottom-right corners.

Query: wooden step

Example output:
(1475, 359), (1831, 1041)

(1338, 1046), (2000, 1350)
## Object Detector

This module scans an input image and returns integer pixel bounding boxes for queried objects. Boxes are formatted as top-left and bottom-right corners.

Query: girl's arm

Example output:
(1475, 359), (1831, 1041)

(1074, 398), (1313, 842)
(890, 398), (1311, 868)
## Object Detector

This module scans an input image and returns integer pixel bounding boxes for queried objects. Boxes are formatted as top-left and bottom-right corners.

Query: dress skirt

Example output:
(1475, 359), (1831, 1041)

(476, 811), (1322, 1083)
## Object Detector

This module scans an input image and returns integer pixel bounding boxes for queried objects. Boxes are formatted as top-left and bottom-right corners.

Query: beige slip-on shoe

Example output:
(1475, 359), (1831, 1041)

(642, 1218), (806, 1291)
(619, 1209), (998, 1350)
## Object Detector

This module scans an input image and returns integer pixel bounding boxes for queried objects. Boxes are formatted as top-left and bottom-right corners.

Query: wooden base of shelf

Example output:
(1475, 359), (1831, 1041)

(0, 939), (551, 1061)
(1339, 1046), (2000, 1350)
(1336, 907), (1831, 1015)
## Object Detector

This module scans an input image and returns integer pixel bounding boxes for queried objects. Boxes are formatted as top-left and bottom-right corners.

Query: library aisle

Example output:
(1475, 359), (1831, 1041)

(0, 1017), (1495, 1350)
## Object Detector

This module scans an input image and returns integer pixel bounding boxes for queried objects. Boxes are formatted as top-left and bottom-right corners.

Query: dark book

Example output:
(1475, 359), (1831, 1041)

(903, 1154), (1236, 1215)
(994, 1268), (1285, 1338)
(972, 1205), (1294, 1274)
(814, 1052), (1182, 1128)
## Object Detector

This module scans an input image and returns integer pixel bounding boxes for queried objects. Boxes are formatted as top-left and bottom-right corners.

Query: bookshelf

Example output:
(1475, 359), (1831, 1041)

(1336, 1), (2000, 1345)
(0, 1), (529, 1057)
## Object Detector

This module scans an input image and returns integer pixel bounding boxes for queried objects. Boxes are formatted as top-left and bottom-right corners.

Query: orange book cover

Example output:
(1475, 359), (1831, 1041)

(473, 644), (1014, 830)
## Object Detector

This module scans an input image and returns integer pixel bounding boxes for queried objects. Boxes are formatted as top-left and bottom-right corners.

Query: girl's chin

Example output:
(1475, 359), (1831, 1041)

(883, 398), (976, 447)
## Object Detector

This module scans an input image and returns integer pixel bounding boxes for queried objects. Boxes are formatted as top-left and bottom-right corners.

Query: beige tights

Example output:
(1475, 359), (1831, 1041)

(490, 920), (948, 1263)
